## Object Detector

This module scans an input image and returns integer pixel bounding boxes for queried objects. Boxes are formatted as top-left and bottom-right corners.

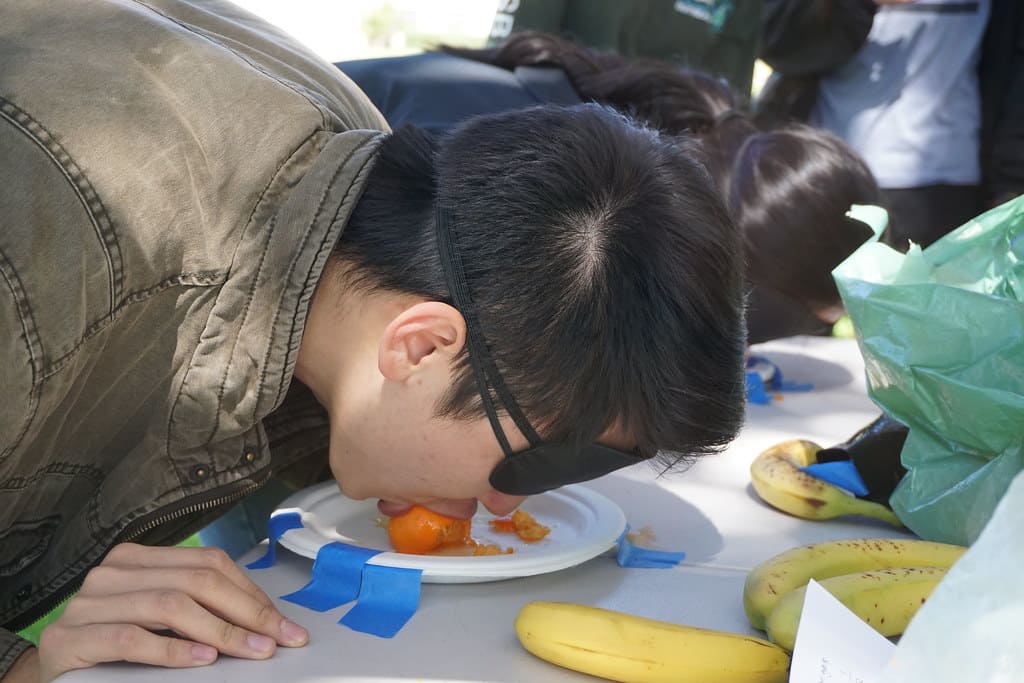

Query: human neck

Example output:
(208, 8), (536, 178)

(292, 262), (412, 410)
(293, 263), (360, 410)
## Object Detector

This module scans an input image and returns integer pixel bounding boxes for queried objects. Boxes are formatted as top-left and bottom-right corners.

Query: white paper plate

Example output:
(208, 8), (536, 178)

(272, 481), (626, 584)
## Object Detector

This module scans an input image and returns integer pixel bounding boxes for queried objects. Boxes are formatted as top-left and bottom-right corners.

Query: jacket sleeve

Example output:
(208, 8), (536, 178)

(986, 90), (1024, 204)
(0, 195), (38, 463)
(0, 631), (32, 681)
(760, 0), (878, 76)
(982, 5), (1024, 205)
(0, 257), (40, 680)
(488, 0), (569, 44)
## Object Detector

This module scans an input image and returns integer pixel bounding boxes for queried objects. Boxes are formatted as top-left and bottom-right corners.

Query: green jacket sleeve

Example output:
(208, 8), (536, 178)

(489, 0), (569, 44)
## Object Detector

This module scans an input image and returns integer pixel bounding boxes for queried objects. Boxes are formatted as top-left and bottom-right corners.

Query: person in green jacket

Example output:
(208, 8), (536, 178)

(0, 1), (747, 681)
(488, 0), (762, 95)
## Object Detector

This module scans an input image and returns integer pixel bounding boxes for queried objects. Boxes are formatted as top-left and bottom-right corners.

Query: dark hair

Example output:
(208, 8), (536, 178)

(728, 126), (879, 310)
(446, 32), (882, 328)
(443, 32), (755, 154)
(334, 104), (746, 467)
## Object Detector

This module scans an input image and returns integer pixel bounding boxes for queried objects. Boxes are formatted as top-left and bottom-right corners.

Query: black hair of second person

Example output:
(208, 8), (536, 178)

(333, 104), (747, 468)
(730, 126), (878, 311)
(444, 31), (881, 319)
(442, 31), (756, 177)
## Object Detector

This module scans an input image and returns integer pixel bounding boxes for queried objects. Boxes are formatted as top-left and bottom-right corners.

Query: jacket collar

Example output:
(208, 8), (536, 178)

(169, 130), (384, 453)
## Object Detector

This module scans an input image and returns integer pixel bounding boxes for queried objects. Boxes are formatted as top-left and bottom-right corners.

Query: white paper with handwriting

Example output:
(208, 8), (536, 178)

(788, 579), (896, 683)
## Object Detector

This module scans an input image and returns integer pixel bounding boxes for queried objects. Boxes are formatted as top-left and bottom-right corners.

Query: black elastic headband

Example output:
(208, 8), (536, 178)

(433, 205), (541, 455)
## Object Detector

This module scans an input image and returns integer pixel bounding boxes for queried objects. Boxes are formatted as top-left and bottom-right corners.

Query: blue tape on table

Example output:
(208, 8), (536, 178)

(801, 461), (870, 497)
(340, 564), (423, 638)
(280, 542), (384, 612)
(746, 371), (772, 405)
(246, 512), (304, 570)
(615, 526), (686, 568)
(746, 355), (814, 398)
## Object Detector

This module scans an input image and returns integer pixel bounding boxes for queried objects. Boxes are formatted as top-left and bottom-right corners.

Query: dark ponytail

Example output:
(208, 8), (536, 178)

(444, 33), (750, 136)
(729, 125), (879, 310)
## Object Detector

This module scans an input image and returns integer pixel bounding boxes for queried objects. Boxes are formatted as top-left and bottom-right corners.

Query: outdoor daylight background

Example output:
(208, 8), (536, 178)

(230, 0), (501, 62)
(230, 0), (770, 94)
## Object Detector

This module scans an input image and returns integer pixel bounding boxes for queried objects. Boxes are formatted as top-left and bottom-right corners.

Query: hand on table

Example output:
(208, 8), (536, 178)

(25, 543), (308, 682)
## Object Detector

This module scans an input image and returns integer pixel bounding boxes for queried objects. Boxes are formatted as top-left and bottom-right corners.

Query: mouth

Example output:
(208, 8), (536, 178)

(376, 499), (480, 520)
(377, 500), (413, 518)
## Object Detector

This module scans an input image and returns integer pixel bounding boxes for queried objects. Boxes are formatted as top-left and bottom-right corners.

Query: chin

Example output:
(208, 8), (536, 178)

(329, 472), (369, 501)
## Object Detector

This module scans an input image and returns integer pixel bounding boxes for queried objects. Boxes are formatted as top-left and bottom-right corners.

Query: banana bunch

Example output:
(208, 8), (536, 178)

(514, 601), (790, 683)
(750, 438), (902, 526)
(743, 538), (967, 650)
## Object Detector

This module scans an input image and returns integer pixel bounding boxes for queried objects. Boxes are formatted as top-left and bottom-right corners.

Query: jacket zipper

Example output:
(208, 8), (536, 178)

(8, 469), (270, 633)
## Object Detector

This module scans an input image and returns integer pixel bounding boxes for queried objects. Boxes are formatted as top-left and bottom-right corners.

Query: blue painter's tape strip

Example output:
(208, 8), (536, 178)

(801, 461), (870, 497)
(747, 355), (814, 395)
(615, 526), (686, 568)
(246, 512), (304, 570)
(280, 542), (384, 612)
(340, 564), (423, 638)
(746, 371), (772, 404)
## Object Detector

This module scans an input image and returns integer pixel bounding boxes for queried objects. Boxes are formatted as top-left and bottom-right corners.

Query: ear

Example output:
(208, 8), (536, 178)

(378, 302), (467, 382)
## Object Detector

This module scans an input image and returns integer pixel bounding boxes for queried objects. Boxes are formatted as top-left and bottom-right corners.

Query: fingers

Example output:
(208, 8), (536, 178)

(39, 622), (218, 676)
(33, 543), (311, 681)
(78, 562), (307, 648)
(60, 591), (279, 660)
(103, 544), (269, 606)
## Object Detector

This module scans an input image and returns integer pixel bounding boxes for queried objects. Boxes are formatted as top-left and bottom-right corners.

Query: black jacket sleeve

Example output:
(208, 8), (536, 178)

(0, 631), (32, 680)
(980, 0), (1024, 205)
(761, 0), (877, 76)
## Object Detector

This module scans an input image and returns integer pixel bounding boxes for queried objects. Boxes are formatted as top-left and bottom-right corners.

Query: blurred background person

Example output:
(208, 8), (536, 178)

(758, 0), (996, 249)
(339, 32), (881, 344)
(978, 0), (1024, 210)
(488, 0), (763, 96)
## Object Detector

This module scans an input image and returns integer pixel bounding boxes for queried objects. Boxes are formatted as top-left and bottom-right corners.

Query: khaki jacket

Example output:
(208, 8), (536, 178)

(0, 0), (387, 670)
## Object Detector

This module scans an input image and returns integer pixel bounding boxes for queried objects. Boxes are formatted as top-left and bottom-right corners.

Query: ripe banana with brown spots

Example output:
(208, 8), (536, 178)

(750, 439), (902, 526)
(764, 566), (948, 651)
(743, 537), (967, 630)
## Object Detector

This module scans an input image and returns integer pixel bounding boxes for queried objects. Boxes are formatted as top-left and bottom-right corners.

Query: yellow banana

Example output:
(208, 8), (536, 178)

(764, 566), (948, 651)
(750, 439), (902, 526)
(743, 537), (966, 630)
(514, 601), (790, 683)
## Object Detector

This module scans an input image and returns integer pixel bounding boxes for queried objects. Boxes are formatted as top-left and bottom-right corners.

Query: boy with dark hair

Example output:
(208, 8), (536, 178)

(0, 1), (745, 681)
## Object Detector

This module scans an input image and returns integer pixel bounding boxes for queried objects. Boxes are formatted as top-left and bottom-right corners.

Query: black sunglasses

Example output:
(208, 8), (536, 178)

(434, 206), (644, 496)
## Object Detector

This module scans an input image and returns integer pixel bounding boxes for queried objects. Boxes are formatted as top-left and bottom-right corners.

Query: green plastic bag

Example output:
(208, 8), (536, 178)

(833, 197), (1024, 546)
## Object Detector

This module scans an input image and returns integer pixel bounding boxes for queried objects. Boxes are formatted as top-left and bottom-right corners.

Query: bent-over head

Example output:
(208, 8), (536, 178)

(329, 103), (746, 500)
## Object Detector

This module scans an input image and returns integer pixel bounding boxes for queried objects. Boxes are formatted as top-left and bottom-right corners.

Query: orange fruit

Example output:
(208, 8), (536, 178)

(387, 505), (472, 555)
(488, 509), (550, 542)
(510, 509), (551, 542)
(487, 517), (518, 533)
